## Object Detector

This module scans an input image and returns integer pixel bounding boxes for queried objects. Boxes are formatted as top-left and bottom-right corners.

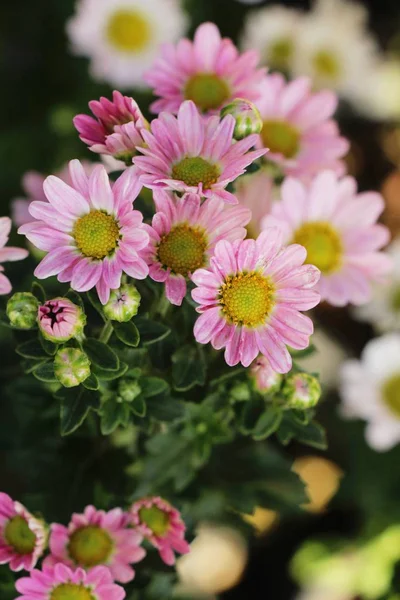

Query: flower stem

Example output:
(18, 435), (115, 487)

(99, 321), (113, 344)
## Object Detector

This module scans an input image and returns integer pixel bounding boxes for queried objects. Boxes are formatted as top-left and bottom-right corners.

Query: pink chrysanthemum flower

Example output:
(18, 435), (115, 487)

(144, 22), (266, 115)
(262, 171), (392, 307)
(74, 91), (148, 164)
(0, 218), (28, 295)
(191, 230), (321, 372)
(15, 563), (125, 600)
(19, 160), (149, 305)
(134, 100), (266, 205)
(142, 190), (251, 305)
(235, 168), (275, 238)
(256, 73), (349, 180)
(130, 497), (190, 566)
(44, 506), (145, 584)
(0, 492), (46, 572)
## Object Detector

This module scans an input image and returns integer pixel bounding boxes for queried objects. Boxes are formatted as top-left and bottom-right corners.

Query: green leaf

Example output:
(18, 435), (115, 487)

(66, 289), (85, 309)
(293, 420), (328, 450)
(82, 373), (99, 391)
(252, 406), (282, 441)
(32, 361), (57, 383)
(86, 290), (106, 321)
(31, 281), (46, 303)
(135, 317), (171, 345)
(16, 339), (49, 360)
(140, 376), (169, 398)
(91, 361), (129, 381)
(60, 389), (100, 436)
(83, 338), (119, 371)
(39, 334), (58, 356)
(113, 321), (140, 347)
(171, 344), (206, 391)
(290, 344), (317, 359)
(146, 395), (185, 422)
(100, 398), (130, 435)
(130, 395), (146, 417)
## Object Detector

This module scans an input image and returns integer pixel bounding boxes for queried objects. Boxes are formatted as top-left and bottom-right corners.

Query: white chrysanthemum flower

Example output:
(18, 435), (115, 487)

(357, 59), (400, 121)
(67, 0), (188, 88)
(340, 334), (400, 451)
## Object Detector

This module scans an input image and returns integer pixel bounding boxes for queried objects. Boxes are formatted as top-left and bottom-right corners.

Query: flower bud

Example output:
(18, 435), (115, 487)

(38, 298), (86, 343)
(103, 284), (141, 322)
(118, 379), (142, 402)
(6, 292), (39, 329)
(54, 348), (91, 388)
(282, 373), (321, 410)
(250, 355), (282, 394)
(220, 98), (263, 140)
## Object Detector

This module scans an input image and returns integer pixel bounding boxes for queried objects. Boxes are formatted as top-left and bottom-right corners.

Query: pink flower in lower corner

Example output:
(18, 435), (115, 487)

(19, 160), (149, 305)
(0, 218), (28, 295)
(262, 171), (392, 307)
(134, 100), (266, 205)
(15, 563), (125, 600)
(142, 190), (251, 305)
(191, 230), (321, 372)
(130, 497), (190, 566)
(0, 492), (46, 572)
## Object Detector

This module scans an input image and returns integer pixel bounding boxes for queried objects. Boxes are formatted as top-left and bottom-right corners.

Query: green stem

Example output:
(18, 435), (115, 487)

(99, 321), (113, 344)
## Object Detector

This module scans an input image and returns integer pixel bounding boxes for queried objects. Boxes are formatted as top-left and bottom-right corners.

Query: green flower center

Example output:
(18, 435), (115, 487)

(184, 74), (230, 112)
(68, 526), (113, 568)
(293, 221), (343, 274)
(157, 224), (207, 276)
(219, 271), (276, 327)
(313, 50), (341, 80)
(50, 583), (94, 600)
(391, 287), (400, 312)
(139, 506), (170, 536)
(268, 38), (294, 70)
(107, 9), (151, 53)
(73, 211), (120, 260)
(261, 120), (300, 159)
(382, 373), (400, 418)
(171, 157), (220, 190)
(4, 516), (36, 555)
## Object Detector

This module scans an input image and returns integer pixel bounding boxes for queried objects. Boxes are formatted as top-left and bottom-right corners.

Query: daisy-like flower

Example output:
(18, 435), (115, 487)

(340, 334), (400, 452)
(134, 100), (266, 205)
(66, 0), (187, 89)
(44, 505), (145, 584)
(15, 563), (126, 600)
(256, 74), (349, 181)
(235, 169), (275, 238)
(130, 497), (190, 566)
(0, 218), (28, 295)
(0, 492), (46, 572)
(191, 229), (321, 371)
(144, 22), (266, 115)
(19, 161), (149, 305)
(262, 171), (392, 307)
(74, 91), (148, 164)
(142, 190), (251, 306)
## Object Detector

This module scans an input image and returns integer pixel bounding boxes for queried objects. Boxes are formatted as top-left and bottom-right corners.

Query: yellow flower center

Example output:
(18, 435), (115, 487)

(4, 516), (36, 555)
(219, 271), (276, 327)
(73, 211), (120, 260)
(261, 120), (300, 159)
(68, 526), (113, 568)
(293, 222), (343, 274)
(268, 38), (294, 70)
(171, 157), (220, 190)
(157, 224), (207, 276)
(106, 9), (151, 53)
(139, 506), (170, 536)
(391, 287), (400, 312)
(313, 50), (341, 80)
(185, 74), (230, 112)
(382, 373), (400, 418)
(50, 584), (94, 600)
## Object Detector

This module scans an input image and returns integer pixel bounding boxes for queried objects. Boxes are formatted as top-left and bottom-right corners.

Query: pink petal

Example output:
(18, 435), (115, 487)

(34, 247), (76, 279)
(89, 165), (114, 213)
(165, 275), (187, 306)
(43, 175), (89, 217)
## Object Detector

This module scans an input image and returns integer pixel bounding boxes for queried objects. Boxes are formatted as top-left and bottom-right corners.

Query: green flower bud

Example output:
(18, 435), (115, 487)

(220, 98), (263, 140)
(38, 298), (86, 343)
(118, 379), (142, 402)
(103, 284), (141, 322)
(7, 292), (39, 329)
(282, 373), (321, 410)
(54, 348), (91, 388)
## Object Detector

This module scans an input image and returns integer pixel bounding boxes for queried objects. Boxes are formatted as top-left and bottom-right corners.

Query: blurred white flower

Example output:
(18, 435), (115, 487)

(67, 0), (187, 88)
(357, 58), (400, 121)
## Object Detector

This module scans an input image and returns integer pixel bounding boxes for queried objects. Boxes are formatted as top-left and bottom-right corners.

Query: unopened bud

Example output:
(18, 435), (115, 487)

(54, 347), (91, 388)
(282, 373), (321, 410)
(38, 298), (86, 343)
(250, 355), (282, 394)
(103, 284), (141, 322)
(118, 379), (142, 402)
(7, 292), (39, 329)
(220, 98), (263, 140)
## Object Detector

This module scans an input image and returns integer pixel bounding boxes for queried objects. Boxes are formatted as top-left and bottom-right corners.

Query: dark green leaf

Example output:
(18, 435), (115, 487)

(32, 361), (57, 383)
(252, 406), (282, 441)
(172, 344), (206, 391)
(16, 339), (49, 360)
(86, 290), (106, 321)
(135, 316), (171, 345)
(146, 395), (185, 422)
(100, 398), (131, 435)
(39, 334), (58, 356)
(130, 395), (146, 417)
(91, 361), (129, 381)
(31, 282), (46, 303)
(140, 376), (169, 398)
(83, 338), (119, 371)
(66, 289), (85, 309)
(82, 373), (99, 391)
(60, 389), (100, 436)
(113, 321), (140, 347)
(290, 344), (317, 359)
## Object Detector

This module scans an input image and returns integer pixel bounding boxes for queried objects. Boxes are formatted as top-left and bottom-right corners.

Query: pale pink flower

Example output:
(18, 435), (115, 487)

(262, 171), (392, 307)
(19, 161), (149, 305)
(250, 355), (282, 393)
(191, 230), (320, 372)
(130, 497), (190, 566)
(142, 190), (251, 305)
(15, 563), (125, 600)
(144, 22), (266, 115)
(0, 218), (28, 295)
(44, 505), (145, 584)
(0, 492), (46, 572)
(235, 169), (275, 237)
(256, 73), (349, 181)
(38, 298), (85, 343)
(134, 100), (266, 205)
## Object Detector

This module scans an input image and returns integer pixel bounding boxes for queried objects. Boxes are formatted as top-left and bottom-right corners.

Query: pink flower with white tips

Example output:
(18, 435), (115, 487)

(142, 190), (251, 305)
(44, 505), (145, 584)
(144, 22), (266, 115)
(19, 161), (149, 305)
(0, 492), (46, 572)
(15, 563), (125, 600)
(256, 74), (349, 180)
(262, 171), (392, 307)
(0, 218), (28, 295)
(130, 497), (190, 566)
(134, 100), (266, 205)
(191, 230), (321, 372)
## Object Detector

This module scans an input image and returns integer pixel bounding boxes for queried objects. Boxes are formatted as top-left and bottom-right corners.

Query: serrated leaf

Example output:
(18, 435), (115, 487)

(171, 344), (206, 391)
(113, 321), (140, 347)
(83, 338), (119, 371)
(140, 376), (169, 398)
(16, 339), (49, 360)
(82, 373), (99, 391)
(91, 361), (129, 381)
(32, 361), (57, 383)
(252, 406), (282, 441)
(60, 389), (100, 436)
(135, 317), (171, 345)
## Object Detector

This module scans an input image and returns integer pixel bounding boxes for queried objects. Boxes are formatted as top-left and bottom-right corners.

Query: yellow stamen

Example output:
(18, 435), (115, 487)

(4, 516), (36, 555)
(73, 211), (120, 260)
(157, 224), (207, 276)
(313, 50), (341, 80)
(50, 583), (94, 600)
(139, 506), (170, 536)
(293, 221), (343, 274)
(261, 120), (300, 159)
(185, 74), (230, 112)
(68, 525), (113, 568)
(107, 9), (151, 53)
(171, 157), (220, 190)
(219, 271), (275, 327)
(382, 373), (400, 418)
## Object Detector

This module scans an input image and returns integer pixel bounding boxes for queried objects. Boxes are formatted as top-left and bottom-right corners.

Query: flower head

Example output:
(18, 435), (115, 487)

(134, 100), (266, 205)
(235, 169), (276, 238)
(54, 348), (91, 388)
(15, 563), (126, 600)
(38, 298), (86, 343)
(103, 283), (141, 322)
(191, 230), (320, 372)
(7, 292), (39, 329)
(145, 22), (266, 115)
(283, 373), (321, 409)
(250, 355), (282, 394)
(0, 492), (46, 572)
(262, 171), (392, 307)
(142, 191), (251, 305)
(130, 497), (189, 566)
(19, 161), (149, 305)
(0, 217), (28, 295)
(45, 505), (145, 584)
